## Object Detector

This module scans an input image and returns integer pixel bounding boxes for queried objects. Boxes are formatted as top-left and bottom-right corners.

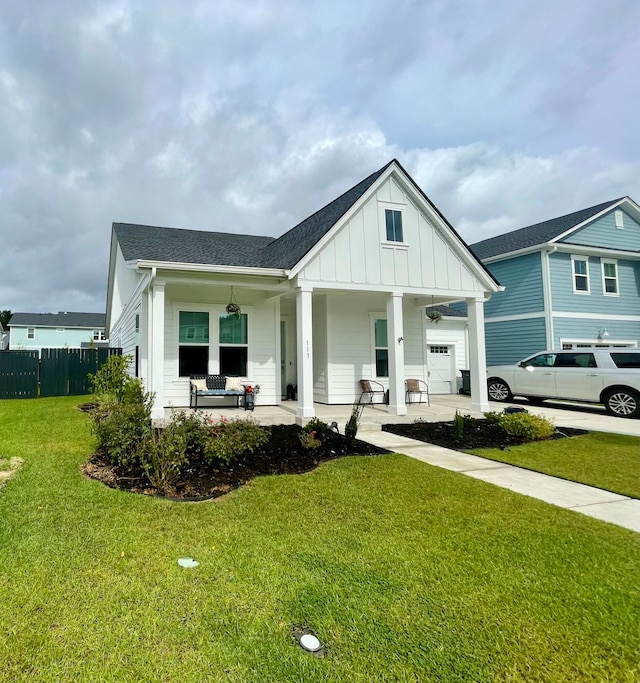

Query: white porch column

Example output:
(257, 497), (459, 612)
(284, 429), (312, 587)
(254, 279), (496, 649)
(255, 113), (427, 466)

(466, 296), (489, 413)
(386, 292), (407, 416)
(296, 285), (315, 422)
(150, 280), (165, 419)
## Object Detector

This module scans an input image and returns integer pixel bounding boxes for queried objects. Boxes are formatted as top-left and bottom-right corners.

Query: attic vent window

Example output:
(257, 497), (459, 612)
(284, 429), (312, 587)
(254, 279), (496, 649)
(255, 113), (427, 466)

(385, 209), (403, 242)
(614, 210), (624, 229)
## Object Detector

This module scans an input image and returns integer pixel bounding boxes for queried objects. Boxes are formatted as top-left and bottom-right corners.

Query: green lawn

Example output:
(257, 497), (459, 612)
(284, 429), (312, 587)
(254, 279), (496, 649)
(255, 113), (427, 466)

(467, 431), (640, 499)
(0, 397), (638, 682)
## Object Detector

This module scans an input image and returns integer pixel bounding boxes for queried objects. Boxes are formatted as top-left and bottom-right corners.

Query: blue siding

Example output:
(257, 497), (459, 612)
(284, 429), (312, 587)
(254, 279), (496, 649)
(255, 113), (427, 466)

(484, 253), (544, 318)
(553, 318), (640, 348)
(485, 318), (547, 365)
(549, 253), (640, 315)
(561, 209), (640, 251)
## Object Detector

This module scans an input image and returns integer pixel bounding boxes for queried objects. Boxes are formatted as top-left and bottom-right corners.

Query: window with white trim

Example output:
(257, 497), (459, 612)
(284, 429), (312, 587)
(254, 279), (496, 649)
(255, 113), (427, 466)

(374, 319), (388, 377)
(219, 313), (248, 376)
(93, 330), (106, 341)
(385, 209), (403, 242)
(571, 256), (589, 293)
(601, 259), (618, 295)
(27, 328), (35, 339)
(178, 311), (209, 376)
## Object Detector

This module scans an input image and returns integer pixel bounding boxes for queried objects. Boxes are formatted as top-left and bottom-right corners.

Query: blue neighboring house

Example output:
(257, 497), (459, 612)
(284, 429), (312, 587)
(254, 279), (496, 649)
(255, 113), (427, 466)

(470, 197), (640, 365)
(8, 312), (108, 353)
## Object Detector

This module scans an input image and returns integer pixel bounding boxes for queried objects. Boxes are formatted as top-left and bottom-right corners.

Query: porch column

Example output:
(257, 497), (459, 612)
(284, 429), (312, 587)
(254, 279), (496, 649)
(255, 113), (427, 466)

(466, 296), (489, 413)
(296, 285), (315, 422)
(387, 292), (407, 416)
(150, 280), (165, 419)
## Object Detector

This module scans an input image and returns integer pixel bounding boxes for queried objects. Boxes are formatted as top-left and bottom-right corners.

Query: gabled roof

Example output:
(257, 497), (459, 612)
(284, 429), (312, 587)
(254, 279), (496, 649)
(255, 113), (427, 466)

(9, 312), (106, 328)
(114, 223), (275, 268)
(262, 161), (394, 269)
(471, 199), (624, 260)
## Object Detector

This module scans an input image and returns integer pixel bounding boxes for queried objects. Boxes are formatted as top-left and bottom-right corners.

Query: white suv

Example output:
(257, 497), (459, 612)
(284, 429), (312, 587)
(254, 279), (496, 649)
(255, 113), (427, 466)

(487, 348), (640, 418)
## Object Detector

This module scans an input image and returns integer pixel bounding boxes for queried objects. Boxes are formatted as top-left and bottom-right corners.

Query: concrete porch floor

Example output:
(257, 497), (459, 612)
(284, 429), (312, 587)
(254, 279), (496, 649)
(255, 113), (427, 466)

(166, 393), (640, 437)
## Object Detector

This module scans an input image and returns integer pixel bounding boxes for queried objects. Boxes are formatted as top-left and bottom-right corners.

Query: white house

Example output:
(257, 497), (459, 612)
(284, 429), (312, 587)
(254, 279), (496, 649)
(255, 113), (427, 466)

(106, 160), (501, 420)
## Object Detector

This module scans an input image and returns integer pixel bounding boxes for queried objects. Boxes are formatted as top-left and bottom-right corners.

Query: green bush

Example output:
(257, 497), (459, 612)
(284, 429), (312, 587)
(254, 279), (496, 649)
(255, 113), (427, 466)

(139, 427), (187, 495)
(167, 411), (211, 459)
(345, 401), (365, 445)
(497, 412), (556, 441)
(299, 429), (321, 449)
(483, 411), (503, 425)
(89, 354), (136, 401)
(304, 417), (329, 435)
(204, 417), (269, 465)
(92, 396), (152, 467)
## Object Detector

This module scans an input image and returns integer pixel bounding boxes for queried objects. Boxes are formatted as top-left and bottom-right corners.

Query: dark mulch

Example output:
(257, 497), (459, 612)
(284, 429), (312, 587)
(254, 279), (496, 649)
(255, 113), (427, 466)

(382, 419), (588, 450)
(83, 424), (389, 501)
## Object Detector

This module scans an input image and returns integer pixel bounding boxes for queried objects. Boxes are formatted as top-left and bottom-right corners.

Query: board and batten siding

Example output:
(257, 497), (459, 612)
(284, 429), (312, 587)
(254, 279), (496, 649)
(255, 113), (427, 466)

(319, 293), (428, 403)
(549, 253), (640, 316)
(560, 209), (640, 251)
(485, 317), (547, 366)
(483, 253), (544, 318)
(298, 176), (484, 293)
(162, 288), (279, 407)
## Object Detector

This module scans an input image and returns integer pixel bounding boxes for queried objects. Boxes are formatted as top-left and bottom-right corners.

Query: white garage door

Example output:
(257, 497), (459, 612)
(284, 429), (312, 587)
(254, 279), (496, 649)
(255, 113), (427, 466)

(427, 345), (453, 394)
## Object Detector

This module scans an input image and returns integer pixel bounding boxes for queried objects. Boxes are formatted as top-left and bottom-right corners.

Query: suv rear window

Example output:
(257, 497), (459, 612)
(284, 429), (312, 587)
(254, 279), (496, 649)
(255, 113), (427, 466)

(554, 353), (597, 368)
(610, 352), (640, 369)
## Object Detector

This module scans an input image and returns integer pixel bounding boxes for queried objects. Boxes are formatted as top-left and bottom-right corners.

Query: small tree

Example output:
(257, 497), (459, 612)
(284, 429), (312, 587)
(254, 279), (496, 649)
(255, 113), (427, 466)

(0, 310), (11, 327)
(345, 401), (365, 445)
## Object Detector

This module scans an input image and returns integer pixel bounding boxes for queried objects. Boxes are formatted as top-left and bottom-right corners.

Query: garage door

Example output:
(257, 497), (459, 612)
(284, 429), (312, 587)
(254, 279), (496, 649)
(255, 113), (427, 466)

(427, 345), (453, 394)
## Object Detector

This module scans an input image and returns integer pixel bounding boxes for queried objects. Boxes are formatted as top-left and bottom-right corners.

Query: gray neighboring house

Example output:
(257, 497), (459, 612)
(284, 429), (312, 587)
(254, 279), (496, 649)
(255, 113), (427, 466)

(8, 312), (108, 353)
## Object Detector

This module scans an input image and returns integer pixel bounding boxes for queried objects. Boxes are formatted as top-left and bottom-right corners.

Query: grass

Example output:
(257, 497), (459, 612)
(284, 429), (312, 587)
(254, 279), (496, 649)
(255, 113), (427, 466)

(0, 397), (638, 682)
(467, 431), (640, 499)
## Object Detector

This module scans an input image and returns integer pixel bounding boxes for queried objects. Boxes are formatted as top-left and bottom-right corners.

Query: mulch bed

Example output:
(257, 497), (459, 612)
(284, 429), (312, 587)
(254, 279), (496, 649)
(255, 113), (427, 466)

(83, 424), (389, 501)
(382, 420), (588, 450)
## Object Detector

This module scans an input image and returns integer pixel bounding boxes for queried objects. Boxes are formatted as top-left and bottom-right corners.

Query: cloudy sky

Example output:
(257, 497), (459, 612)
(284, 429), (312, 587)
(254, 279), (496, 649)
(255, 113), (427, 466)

(1, 0), (638, 315)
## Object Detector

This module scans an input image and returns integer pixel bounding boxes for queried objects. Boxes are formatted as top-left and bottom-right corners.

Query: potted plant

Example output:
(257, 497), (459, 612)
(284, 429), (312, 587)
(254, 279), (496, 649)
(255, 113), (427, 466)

(427, 310), (442, 324)
(226, 302), (241, 316)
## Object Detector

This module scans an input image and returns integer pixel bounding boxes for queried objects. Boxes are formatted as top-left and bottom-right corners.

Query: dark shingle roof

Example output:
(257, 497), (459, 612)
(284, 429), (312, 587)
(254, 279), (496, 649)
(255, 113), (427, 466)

(470, 199), (623, 260)
(262, 161), (394, 269)
(9, 312), (106, 328)
(114, 224), (275, 268)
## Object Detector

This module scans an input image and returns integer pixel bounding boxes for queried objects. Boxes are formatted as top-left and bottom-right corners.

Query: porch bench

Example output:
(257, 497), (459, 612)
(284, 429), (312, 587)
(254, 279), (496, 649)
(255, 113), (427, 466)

(189, 374), (245, 409)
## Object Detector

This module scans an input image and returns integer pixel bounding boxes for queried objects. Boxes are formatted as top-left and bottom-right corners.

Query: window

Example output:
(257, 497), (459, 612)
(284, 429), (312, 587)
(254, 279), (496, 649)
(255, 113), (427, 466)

(27, 328), (35, 339)
(219, 313), (248, 376)
(611, 352), (640, 369)
(429, 346), (449, 354)
(93, 330), (106, 341)
(385, 209), (403, 242)
(601, 259), (619, 295)
(522, 353), (556, 368)
(178, 311), (209, 376)
(374, 319), (388, 377)
(615, 210), (624, 229)
(554, 353), (596, 368)
(571, 256), (589, 293)
(135, 314), (140, 333)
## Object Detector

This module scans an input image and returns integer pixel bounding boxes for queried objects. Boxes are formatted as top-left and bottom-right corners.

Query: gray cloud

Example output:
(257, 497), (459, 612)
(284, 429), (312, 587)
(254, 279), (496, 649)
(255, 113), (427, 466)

(0, 0), (638, 313)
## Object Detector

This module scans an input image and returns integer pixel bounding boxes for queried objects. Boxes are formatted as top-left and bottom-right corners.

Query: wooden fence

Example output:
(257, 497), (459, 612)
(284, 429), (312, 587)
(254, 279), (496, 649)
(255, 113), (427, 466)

(0, 348), (122, 399)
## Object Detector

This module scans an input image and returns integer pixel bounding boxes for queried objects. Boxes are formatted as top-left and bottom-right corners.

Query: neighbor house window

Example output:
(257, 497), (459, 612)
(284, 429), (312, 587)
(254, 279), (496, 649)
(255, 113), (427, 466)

(374, 319), (388, 377)
(601, 259), (619, 295)
(615, 210), (624, 229)
(27, 328), (35, 339)
(571, 256), (589, 293)
(385, 209), (403, 242)
(135, 314), (140, 333)
(178, 311), (209, 376)
(219, 313), (248, 376)
(93, 330), (106, 341)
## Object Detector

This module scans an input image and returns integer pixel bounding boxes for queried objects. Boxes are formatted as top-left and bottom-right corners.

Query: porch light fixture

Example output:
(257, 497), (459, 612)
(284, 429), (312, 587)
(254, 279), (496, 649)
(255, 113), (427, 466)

(597, 328), (610, 340)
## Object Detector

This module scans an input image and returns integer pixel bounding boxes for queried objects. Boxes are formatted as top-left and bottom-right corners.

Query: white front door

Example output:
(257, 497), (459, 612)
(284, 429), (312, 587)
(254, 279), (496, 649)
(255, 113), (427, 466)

(427, 345), (454, 394)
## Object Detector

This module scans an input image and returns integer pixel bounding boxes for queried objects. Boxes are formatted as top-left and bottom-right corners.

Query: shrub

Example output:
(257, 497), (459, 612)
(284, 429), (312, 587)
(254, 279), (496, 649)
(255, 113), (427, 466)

(304, 417), (329, 435)
(167, 411), (211, 460)
(345, 401), (364, 445)
(483, 411), (503, 425)
(204, 417), (268, 465)
(89, 354), (135, 402)
(299, 429), (321, 449)
(139, 427), (187, 495)
(92, 396), (152, 467)
(497, 412), (556, 441)
(451, 411), (465, 440)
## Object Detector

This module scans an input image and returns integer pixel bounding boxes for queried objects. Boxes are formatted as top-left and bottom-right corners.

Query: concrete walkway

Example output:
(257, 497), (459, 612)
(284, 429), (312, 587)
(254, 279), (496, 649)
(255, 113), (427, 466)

(363, 430), (640, 533)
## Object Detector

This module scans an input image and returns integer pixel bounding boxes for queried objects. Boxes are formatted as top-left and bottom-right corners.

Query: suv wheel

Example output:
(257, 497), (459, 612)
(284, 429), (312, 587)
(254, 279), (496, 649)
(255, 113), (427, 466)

(488, 378), (512, 402)
(603, 389), (640, 418)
